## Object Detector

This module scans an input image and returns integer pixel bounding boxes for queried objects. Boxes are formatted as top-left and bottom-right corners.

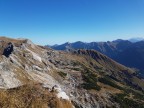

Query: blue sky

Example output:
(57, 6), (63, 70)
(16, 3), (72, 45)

(0, 0), (144, 45)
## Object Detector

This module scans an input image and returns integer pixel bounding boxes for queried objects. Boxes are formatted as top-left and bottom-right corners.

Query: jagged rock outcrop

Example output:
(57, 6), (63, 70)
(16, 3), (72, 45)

(3, 42), (13, 57)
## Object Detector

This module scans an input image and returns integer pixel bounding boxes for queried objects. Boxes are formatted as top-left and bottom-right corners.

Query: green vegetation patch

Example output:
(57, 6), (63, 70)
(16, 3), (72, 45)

(58, 71), (67, 78)
(98, 76), (123, 90)
(113, 93), (144, 108)
(82, 68), (101, 91)
(73, 67), (81, 71)
(72, 61), (80, 66)
(124, 88), (144, 100)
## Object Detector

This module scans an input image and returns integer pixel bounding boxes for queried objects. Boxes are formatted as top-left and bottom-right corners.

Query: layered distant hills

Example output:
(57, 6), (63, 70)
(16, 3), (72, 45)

(49, 39), (144, 75)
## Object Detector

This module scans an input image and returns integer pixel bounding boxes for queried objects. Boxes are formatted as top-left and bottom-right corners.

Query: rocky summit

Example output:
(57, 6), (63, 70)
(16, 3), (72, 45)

(0, 37), (144, 108)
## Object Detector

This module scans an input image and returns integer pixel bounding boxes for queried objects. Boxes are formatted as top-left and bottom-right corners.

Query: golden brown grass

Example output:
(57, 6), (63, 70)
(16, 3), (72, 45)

(0, 83), (73, 108)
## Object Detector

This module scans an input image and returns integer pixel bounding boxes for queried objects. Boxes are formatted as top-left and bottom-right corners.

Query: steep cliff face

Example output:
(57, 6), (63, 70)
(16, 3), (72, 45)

(0, 37), (144, 108)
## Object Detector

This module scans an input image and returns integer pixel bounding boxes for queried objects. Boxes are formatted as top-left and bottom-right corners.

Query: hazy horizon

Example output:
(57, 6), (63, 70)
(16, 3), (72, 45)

(0, 36), (143, 46)
(0, 0), (144, 45)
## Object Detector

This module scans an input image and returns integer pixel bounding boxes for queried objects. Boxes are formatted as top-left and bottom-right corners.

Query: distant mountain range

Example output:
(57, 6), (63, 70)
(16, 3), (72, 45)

(129, 37), (144, 43)
(48, 39), (144, 75)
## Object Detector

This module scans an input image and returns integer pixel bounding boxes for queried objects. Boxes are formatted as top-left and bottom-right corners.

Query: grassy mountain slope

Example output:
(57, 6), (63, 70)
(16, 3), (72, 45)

(0, 37), (144, 108)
